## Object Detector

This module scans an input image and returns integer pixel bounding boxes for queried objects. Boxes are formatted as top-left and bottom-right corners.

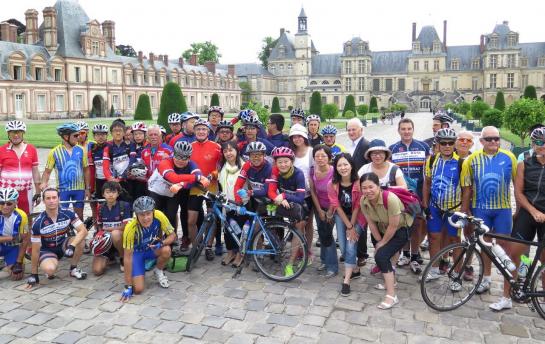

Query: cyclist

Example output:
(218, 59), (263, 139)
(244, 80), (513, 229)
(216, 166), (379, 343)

(267, 113), (289, 148)
(140, 124), (172, 177)
(0, 120), (41, 214)
(321, 125), (346, 157)
(234, 141), (273, 208)
(460, 126), (517, 294)
(389, 118), (430, 274)
(215, 120), (236, 145)
(124, 125), (133, 145)
(421, 128), (463, 281)
(103, 119), (132, 200)
(88, 124), (109, 202)
(41, 123), (90, 221)
(75, 121), (90, 158)
(0, 188), (29, 281)
(517, 124), (544, 162)
(168, 112), (200, 146)
(290, 108), (306, 127)
(455, 130), (474, 159)
(207, 106), (224, 140)
(120, 196), (176, 301)
(238, 116), (275, 160)
(306, 114), (323, 147)
(127, 122), (149, 201)
(235, 109), (267, 142)
(26, 187), (88, 288)
(424, 113), (453, 154)
(165, 113), (183, 144)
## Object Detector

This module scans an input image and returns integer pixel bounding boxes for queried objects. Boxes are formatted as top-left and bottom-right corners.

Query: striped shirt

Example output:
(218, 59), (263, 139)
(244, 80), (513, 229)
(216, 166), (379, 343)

(46, 144), (87, 191)
(425, 153), (462, 210)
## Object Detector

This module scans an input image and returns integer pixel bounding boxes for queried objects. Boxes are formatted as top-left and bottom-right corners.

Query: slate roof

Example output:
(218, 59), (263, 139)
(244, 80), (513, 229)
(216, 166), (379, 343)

(416, 26), (442, 48)
(231, 63), (273, 76)
(486, 22), (519, 50)
(446, 45), (481, 71)
(520, 42), (545, 68)
(299, 8), (307, 18)
(342, 37), (370, 57)
(0, 41), (51, 80)
(269, 32), (296, 60)
(311, 54), (341, 76)
(371, 50), (410, 74)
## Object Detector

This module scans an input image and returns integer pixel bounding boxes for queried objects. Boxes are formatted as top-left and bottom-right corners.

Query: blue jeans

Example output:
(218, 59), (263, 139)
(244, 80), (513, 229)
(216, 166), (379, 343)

(315, 209), (338, 273)
(335, 214), (363, 268)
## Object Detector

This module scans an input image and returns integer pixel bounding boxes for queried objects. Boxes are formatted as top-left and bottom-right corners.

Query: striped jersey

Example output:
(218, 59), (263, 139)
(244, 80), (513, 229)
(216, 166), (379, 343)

(389, 140), (430, 184)
(425, 153), (462, 210)
(122, 210), (174, 251)
(46, 144), (87, 191)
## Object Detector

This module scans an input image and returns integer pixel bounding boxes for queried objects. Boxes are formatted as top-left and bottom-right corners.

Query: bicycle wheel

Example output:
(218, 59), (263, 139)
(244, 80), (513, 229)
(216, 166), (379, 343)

(420, 241), (484, 311)
(530, 263), (545, 319)
(187, 215), (214, 272)
(251, 220), (308, 282)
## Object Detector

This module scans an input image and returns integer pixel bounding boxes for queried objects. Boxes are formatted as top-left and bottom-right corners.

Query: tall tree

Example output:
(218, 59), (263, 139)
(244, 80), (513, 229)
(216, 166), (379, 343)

(258, 36), (278, 68)
(322, 103), (339, 122)
(504, 98), (545, 145)
(157, 82), (187, 132)
(182, 41), (221, 65)
(134, 94), (152, 120)
(494, 90), (506, 111)
(210, 93), (220, 106)
(309, 91), (322, 117)
(342, 95), (356, 115)
(271, 97), (281, 113)
(115, 44), (137, 57)
(523, 85), (537, 99)
(369, 97), (378, 113)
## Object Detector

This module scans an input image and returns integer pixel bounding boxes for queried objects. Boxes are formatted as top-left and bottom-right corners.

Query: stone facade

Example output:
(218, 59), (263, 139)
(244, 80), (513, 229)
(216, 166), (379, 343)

(0, 0), (241, 120)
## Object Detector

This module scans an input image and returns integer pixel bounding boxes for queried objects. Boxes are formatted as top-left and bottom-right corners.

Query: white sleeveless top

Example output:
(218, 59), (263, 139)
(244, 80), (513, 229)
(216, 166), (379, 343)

(294, 147), (313, 196)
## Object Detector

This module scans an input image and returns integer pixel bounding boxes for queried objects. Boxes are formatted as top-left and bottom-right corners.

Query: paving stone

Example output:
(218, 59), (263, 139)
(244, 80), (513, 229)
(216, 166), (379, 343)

(246, 300), (268, 311)
(180, 324), (208, 339)
(202, 315), (228, 328)
(395, 319), (426, 335)
(0, 335), (14, 344)
(66, 319), (92, 332)
(98, 301), (122, 312)
(266, 314), (299, 327)
(224, 308), (247, 320)
(379, 329), (408, 344)
(317, 332), (351, 344)
(302, 314), (326, 327)
(24, 312), (56, 325)
(1, 308), (35, 321)
(246, 323), (274, 336)
(484, 333), (518, 344)
(270, 325), (295, 341)
(425, 323), (452, 339)
(266, 303), (285, 314)
(132, 317), (162, 331)
(179, 312), (204, 324)
(451, 327), (483, 343)
(255, 337), (284, 344)
(113, 314), (141, 326)
(203, 328), (233, 342)
(285, 305), (306, 316)
(224, 289), (248, 299)
(334, 298), (364, 311)
(284, 296), (312, 306)
(345, 311), (368, 325)
(85, 324), (112, 336)
(226, 333), (257, 344)
(53, 331), (83, 344)
(106, 325), (136, 340)
(159, 310), (183, 321)
(155, 320), (184, 333)
(347, 324), (380, 341)
(294, 324), (322, 339)
(18, 324), (45, 338)
(501, 322), (530, 338)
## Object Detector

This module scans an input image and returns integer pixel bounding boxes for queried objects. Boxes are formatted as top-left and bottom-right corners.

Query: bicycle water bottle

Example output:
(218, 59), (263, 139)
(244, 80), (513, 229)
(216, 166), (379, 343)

(239, 220), (251, 254)
(518, 255), (532, 280)
(491, 243), (516, 271)
(229, 219), (242, 236)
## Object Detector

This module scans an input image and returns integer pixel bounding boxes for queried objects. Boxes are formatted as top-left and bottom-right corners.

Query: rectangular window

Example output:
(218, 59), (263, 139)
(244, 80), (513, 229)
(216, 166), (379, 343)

(150, 95), (156, 108)
(521, 58), (528, 68)
(190, 96), (195, 106)
(359, 96), (364, 103)
(112, 70), (118, 84)
(127, 95), (133, 109)
(344, 61), (352, 74)
(333, 96), (339, 105)
(358, 77), (365, 91)
(490, 74), (497, 89)
(434, 60), (440, 71)
(507, 54), (516, 68)
(75, 67), (81, 83)
(92, 41), (99, 55)
(55, 95), (64, 111)
(74, 94), (83, 111)
(507, 73), (515, 88)
(451, 78), (457, 90)
(94, 68), (101, 84)
(424, 61), (429, 71)
(358, 60), (364, 74)
(451, 60), (459, 70)
(385, 79), (393, 92)
(413, 79), (419, 91)
(413, 61), (419, 71)
(54, 68), (62, 82)
(345, 78), (352, 92)
(490, 55), (497, 69)
(472, 59), (480, 70)
(434, 80), (439, 91)
(155, 74), (160, 85)
(13, 66), (22, 80)
(373, 79), (380, 92)
(398, 78), (405, 91)
(112, 95), (119, 109)
(35, 67), (43, 81)
(472, 77), (478, 91)
(144, 74), (149, 85)
(37, 95), (46, 112)
(522, 75), (529, 88)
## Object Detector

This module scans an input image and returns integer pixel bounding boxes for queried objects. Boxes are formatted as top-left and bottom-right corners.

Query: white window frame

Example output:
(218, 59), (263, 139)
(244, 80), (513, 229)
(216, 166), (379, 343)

(55, 94), (65, 112)
(36, 94), (46, 112)
(74, 94), (83, 111)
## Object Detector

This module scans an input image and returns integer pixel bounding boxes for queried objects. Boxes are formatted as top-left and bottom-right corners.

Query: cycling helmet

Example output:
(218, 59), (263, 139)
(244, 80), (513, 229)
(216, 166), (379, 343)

(128, 162), (148, 178)
(92, 124), (109, 134)
(75, 121), (89, 131)
(5, 120), (26, 132)
(133, 196), (155, 213)
(217, 120), (234, 131)
(181, 111), (200, 122)
(243, 115), (261, 127)
(306, 114), (321, 125)
(435, 128), (457, 141)
(0, 187), (19, 202)
(530, 127), (545, 141)
(238, 109), (257, 123)
(131, 121), (147, 133)
(246, 141), (267, 154)
(290, 108), (306, 119)
(56, 123), (79, 136)
(173, 141), (193, 158)
(272, 146), (295, 160)
(433, 113), (454, 124)
(168, 113), (182, 124)
(321, 124), (337, 136)
(208, 106), (224, 116)
(158, 126), (167, 135)
(193, 118), (210, 129)
(90, 230), (113, 256)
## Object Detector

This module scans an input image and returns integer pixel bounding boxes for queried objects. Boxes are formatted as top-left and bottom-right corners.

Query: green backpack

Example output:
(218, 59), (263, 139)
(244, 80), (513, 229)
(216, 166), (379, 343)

(166, 249), (189, 273)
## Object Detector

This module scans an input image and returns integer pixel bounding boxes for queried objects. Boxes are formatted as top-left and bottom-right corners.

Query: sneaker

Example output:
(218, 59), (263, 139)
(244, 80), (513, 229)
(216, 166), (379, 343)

(410, 261), (422, 274)
(284, 264), (294, 277)
(420, 239), (429, 251)
(324, 270), (337, 278)
(70, 267), (87, 280)
(439, 259), (451, 274)
(205, 247), (214, 261)
(489, 297), (512, 311)
(397, 255), (410, 267)
(476, 280), (491, 294)
(119, 258), (125, 272)
(154, 268), (169, 288)
(180, 237), (190, 252)
(339, 256), (345, 263)
(449, 280), (462, 292)
(420, 269), (441, 282)
(349, 271), (361, 280)
(341, 283), (350, 296)
(317, 263), (327, 272)
(215, 244), (223, 256)
(463, 266), (474, 281)
(413, 254), (424, 265)
(370, 265), (381, 275)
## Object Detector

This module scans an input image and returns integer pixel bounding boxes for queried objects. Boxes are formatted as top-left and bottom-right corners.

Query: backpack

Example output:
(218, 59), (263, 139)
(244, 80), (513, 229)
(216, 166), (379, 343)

(387, 165), (400, 186)
(382, 186), (422, 218)
(166, 248), (189, 273)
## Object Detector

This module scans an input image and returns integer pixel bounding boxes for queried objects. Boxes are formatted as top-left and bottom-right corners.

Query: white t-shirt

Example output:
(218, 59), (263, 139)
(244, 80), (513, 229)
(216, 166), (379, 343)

(358, 162), (403, 187)
(294, 147), (313, 196)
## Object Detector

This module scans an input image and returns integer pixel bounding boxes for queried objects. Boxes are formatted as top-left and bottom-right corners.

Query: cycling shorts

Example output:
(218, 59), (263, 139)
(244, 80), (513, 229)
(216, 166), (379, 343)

(0, 245), (19, 265)
(60, 190), (85, 209)
(39, 237), (70, 263)
(426, 206), (459, 237)
(132, 249), (157, 277)
(512, 208), (545, 242)
(187, 195), (205, 212)
(471, 208), (512, 235)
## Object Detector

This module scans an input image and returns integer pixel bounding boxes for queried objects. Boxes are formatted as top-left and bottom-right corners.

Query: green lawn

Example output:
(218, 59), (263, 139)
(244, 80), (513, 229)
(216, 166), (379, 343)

(500, 127), (529, 148)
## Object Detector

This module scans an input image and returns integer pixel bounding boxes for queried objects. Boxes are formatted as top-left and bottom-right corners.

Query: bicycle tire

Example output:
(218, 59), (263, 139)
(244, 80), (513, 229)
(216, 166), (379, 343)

(251, 220), (308, 282)
(187, 215), (214, 272)
(530, 263), (545, 320)
(420, 241), (484, 311)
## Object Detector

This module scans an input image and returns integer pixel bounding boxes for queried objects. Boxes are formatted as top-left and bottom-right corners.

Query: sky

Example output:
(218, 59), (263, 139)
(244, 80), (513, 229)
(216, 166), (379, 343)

(3, 0), (544, 64)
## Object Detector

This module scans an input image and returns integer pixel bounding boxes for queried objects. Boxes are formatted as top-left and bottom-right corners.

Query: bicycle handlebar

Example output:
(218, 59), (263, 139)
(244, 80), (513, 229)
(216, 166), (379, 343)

(447, 211), (492, 247)
(59, 199), (106, 204)
(203, 191), (256, 216)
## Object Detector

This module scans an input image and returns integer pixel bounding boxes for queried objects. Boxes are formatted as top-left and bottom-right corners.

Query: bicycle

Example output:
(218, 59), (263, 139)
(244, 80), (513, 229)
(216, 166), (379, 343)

(420, 211), (545, 319)
(186, 191), (308, 282)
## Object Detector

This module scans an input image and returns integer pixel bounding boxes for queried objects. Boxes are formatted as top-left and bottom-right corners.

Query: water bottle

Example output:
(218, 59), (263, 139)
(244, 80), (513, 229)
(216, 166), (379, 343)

(237, 189), (250, 204)
(491, 243), (516, 271)
(229, 219), (242, 236)
(239, 220), (251, 254)
(518, 255), (532, 280)
(241, 221), (251, 238)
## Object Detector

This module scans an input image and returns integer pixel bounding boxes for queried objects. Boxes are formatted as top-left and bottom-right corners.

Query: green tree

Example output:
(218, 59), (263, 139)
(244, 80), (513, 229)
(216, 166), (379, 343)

(157, 82), (187, 132)
(182, 41), (221, 65)
(470, 100), (490, 120)
(110, 104), (115, 117)
(494, 91), (506, 111)
(343, 110), (355, 118)
(210, 93), (220, 106)
(523, 85), (537, 99)
(239, 81), (252, 104)
(504, 98), (545, 145)
(245, 101), (269, 125)
(271, 97), (281, 113)
(322, 103), (339, 122)
(357, 104), (369, 117)
(481, 108), (504, 128)
(134, 94), (152, 120)
(309, 91), (322, 117)
(342, 95), (356, 115)
(258, 36), (278, 68)
(369, 96), (378, 113)
(457, 101), (470, 114)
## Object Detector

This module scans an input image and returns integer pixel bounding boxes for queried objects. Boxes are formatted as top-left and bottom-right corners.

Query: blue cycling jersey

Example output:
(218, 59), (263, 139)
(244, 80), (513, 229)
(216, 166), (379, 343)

(267, 166), (306, 204)
(32, 208), (82, 249)
(238, 160), (272, 199)
(103, 141), (131, 179)
(98, 201), (132, 230)
(389, 139), (430, 184)
(88, 142), (107, 180)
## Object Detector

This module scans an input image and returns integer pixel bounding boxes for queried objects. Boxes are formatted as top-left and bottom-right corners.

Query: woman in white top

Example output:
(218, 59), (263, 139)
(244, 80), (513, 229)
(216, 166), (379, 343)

(218, 141), (245, 266)
(358, 139), (407, 188)
(289, 123), (315, 262)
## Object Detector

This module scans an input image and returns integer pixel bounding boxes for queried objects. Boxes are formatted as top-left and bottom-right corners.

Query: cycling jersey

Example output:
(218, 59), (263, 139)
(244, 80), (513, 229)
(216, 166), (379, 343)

(141, 144), (173, 177)
(46, 144), (87, 192)
(0, 208), (28, 245)
(32, 208), (82, 249)
(165, 132), (180, 146)
(88, 142), (107, 180)
(238, 138), (275, 160)
(268, 133), (289, 148)
(522, 154), (545, 213)
(169, 132), (196, 147)
(460, 148), (517, 209)
(389, 139), (430, 190)
(103, 141), (131, 180)
(325, 143), (346, 157)
(518, 149), (533, 162)
(234, 160), (272, 203)
(425, 153), (462, 210)
(267, 166), (306, 204)
(122, 209), (174, 251)
(129, 141), (149, 164)
(148, 159), (201, 197)
(309, 134), (323, 148)
(190, 140), (221, 195)
(97, 201), (132, 230)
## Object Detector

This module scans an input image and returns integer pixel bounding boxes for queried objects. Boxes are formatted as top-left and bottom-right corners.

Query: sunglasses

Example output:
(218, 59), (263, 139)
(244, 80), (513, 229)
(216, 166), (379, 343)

(0, 201), (14, 206)
(533, 140), (545, 147)
(71, 134), (80, 138)
(457, 138), (473, 144)
(439, 141), (455, 146)
(174, 155), (190, 161)
(482, 137), (500, 142)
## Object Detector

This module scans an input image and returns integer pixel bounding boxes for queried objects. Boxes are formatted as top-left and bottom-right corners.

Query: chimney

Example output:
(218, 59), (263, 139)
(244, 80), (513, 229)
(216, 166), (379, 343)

(149, 52), (155, 64)
(503, 20), (509, 25)
(190, 54), (198, 66)
(443, 20), (447, 50)
(163, 54), (168, 66)
(8, 24), (17, 43)
(101, 20), (116, 50)
(24, 9), (39, 44)
(42, 6), (58, 52)
(138, 50), (143, 62)
(0, 22), (10, 42)
(280, 28), (285, 36)
(158, 54), (163, 62)
(178, 57), (184, 67)
(204, 61), (216, 74)
(228, 64), (235, 76)
(480, 35), (485, 53)
(412, 22), (416, 42)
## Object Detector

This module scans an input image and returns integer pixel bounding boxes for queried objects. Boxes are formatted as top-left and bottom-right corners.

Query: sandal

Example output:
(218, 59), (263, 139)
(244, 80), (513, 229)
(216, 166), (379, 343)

(377, 295), (399, 310)
(374, 282), (397, 290)
(221, 254), (236, 266)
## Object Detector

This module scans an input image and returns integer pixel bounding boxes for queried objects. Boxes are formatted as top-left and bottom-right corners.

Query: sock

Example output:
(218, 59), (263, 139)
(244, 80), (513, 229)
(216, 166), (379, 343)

(483, 275), (491, 282)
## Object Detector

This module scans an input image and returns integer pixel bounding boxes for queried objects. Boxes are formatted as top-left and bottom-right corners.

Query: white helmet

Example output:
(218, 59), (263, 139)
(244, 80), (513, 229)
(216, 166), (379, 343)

(75, 121), (89, 131)
(5, 120), (26, 132)
(0, 187), (19, 202)
(168, 113), (182, 124)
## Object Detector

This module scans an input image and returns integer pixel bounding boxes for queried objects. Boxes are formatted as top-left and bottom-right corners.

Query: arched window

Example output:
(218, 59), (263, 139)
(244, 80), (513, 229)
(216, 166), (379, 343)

(310, 81), (317, 85)
(333, 80), (341, 85)
(321, 80), (329, 85)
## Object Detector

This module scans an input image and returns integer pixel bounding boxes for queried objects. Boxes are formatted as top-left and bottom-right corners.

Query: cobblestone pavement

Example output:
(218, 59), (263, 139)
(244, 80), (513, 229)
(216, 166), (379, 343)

(0, 113), (541, 344)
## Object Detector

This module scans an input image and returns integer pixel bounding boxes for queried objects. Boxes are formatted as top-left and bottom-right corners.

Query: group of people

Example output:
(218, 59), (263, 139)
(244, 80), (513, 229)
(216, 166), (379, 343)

(0, 106), (544, 311)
